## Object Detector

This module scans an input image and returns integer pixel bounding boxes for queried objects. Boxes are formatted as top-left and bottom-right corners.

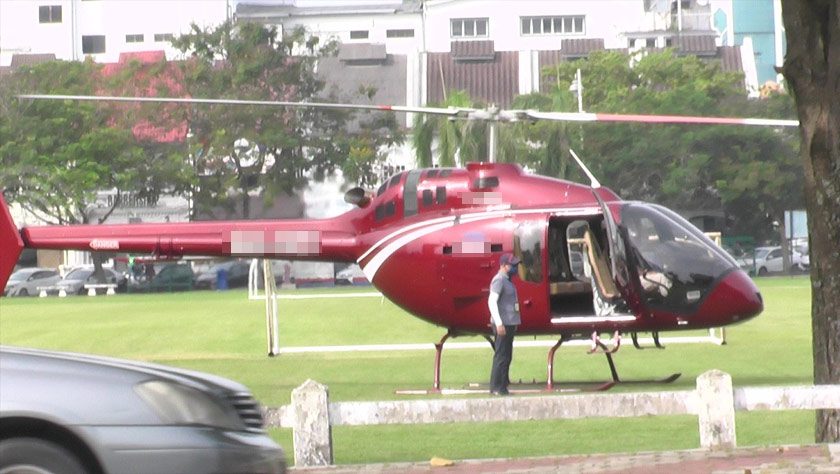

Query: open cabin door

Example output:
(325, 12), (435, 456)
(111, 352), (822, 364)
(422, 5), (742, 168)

(590, 193), (635, 315)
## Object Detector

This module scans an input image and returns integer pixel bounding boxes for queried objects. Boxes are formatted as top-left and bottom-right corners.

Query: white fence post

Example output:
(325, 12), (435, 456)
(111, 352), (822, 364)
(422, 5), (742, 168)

(292, 379), (333, 467)
(696, 369), (736, 449)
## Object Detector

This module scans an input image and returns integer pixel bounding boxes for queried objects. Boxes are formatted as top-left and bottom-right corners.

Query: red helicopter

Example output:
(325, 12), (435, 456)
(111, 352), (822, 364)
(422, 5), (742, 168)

(1, 95), (793, 391)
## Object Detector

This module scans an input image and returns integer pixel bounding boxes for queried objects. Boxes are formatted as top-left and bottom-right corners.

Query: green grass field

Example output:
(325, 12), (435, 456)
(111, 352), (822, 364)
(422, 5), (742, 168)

(0, 277), (816, 464)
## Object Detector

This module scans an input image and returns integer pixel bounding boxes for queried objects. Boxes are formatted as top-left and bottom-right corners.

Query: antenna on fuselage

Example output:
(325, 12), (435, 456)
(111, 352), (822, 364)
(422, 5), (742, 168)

(568, 148), (601, 189)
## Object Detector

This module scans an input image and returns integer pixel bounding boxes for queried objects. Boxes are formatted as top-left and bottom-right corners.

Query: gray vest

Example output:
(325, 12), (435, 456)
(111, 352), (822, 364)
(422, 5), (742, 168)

(490, 272), (521, 325)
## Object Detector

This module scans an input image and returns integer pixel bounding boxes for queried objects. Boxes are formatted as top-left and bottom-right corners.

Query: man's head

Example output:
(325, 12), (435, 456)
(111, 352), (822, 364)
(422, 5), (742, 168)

(500, 253), (520, 277)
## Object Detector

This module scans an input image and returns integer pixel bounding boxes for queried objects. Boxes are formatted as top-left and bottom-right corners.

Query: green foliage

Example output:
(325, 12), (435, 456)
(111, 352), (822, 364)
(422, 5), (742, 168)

(172, 21), (402, 217)
(412, 90), (484, 167)
(0, 60), (191, 224)
(535, 49), (801, 239)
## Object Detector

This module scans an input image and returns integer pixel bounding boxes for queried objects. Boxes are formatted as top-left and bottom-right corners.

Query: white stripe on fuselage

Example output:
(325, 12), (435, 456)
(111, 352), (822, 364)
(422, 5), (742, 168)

(359, 205), (602, 281)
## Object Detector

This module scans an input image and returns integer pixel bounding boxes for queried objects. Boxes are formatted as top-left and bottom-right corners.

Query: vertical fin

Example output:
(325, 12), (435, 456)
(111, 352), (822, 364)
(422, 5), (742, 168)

(0, 193), (24, 294)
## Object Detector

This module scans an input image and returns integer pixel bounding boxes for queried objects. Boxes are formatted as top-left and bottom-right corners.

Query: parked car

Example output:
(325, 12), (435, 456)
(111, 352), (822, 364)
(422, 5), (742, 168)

(130, 263), (194, 292)
(195, 260), (251, 290)
(52, 267), (126, 296)
(754, 245), (807, 275)
(334, 264), (367, 286)
(0, 345), (285, 474)
(3, 267), (61, 297)
(793, 243), (810, 271)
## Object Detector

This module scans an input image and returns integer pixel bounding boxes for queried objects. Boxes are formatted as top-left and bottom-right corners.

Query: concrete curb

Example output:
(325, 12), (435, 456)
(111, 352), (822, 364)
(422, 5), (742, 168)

(290, 444), (840, 474)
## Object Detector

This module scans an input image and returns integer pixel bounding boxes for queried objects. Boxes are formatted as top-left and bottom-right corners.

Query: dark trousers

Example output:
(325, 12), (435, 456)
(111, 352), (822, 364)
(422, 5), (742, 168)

(489, 324), (517, 393)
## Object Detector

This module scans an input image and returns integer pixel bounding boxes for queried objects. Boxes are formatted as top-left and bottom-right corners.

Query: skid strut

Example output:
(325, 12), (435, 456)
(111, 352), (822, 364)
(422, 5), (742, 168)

(432, 332), (452, 392)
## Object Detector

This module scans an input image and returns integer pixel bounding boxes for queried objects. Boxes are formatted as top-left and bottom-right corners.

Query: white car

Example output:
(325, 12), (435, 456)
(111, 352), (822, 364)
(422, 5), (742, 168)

(754, 246), (807, 275)
(3, 267), (61, 297)
(793, 243), (810, 271)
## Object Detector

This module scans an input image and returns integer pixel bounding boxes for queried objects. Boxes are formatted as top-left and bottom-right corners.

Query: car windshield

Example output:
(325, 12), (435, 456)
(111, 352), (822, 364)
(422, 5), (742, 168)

(755, 249), (771, 259)
(65, 269), (93, 280)
(9, 271), (30, 281)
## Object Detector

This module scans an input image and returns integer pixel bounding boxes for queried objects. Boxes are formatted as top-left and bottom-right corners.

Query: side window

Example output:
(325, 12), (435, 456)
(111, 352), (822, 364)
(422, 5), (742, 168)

(565, 220), (591, 281)
(422, 189), (434, 206)
(435, 186), (446, 205)
(513, 221), (544, 283)
(385, 200), (396, 217)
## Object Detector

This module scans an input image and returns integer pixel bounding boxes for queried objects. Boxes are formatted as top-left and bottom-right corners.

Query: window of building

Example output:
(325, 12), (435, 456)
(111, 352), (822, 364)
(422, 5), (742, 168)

(82, 35), (106, 54)
(520, 16), (584, 36)
(126, 34), (144, 43)
(154, 33), (174, 42)
(38, 5), (62, 23)
(386, 29), (414, 38)
(350, 30), (369, 40)
(451, 18), (488, 38)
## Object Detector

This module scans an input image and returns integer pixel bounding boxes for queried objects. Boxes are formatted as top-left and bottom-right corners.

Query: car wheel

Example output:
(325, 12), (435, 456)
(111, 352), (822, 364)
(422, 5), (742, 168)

(758, 267), (768, 276)
(18, 288), (28, 297)
(0, 438), (89, 474)
(77, 287), (87, 296)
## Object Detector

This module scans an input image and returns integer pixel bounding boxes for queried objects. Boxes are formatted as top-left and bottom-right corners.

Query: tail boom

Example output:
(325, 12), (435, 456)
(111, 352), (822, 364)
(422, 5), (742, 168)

(20, 220), (361, 262)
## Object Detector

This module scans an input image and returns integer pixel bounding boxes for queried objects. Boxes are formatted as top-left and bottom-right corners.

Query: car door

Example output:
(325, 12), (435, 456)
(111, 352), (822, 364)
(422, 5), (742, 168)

(767, 248), (783, 272)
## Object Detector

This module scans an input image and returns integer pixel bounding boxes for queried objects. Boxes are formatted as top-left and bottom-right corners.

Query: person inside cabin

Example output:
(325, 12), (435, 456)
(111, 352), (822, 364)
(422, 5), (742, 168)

(488, 253), (521, 396)
(624, 217), (673, 299)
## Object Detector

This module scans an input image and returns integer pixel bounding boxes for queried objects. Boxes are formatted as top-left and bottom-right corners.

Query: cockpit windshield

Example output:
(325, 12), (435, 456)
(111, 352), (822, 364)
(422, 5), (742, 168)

(620, 203), (738, 311)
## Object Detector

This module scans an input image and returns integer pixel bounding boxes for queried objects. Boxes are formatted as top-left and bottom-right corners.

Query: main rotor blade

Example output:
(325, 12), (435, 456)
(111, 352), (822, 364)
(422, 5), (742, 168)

(17, 94), (799, 127)
(17, 94), (467, 118)
(525, 110), (799, 127)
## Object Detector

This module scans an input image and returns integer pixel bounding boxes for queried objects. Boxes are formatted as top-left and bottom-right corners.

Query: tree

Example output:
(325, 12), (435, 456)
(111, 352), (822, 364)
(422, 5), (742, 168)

(0, 58), (194, 282)
(780, 0), (840, 442)
(412, 90), (485, 167)
(539, 50), (802, 244)
(172, 21), (401, 218)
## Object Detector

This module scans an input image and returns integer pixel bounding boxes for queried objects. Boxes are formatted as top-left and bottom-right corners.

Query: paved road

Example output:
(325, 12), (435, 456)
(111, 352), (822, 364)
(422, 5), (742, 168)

(292, 444), (840, 473)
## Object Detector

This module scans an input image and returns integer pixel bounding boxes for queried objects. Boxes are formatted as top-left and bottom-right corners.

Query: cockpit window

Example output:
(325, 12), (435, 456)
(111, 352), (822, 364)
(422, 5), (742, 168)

(620, 203), (737, 311)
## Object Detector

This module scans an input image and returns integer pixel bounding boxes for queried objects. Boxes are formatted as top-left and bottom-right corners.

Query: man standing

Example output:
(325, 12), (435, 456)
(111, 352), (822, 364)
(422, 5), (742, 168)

(488, 253), (521, 395)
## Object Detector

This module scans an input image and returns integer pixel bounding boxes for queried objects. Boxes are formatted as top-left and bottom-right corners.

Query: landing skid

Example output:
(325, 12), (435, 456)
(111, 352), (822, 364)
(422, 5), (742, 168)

(549, 335), (681, 389)
(398, 331), (680, 396)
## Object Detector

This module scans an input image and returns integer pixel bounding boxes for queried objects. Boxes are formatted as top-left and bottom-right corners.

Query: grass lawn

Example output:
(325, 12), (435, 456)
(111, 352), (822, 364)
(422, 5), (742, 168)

(0, 276), (817, 465)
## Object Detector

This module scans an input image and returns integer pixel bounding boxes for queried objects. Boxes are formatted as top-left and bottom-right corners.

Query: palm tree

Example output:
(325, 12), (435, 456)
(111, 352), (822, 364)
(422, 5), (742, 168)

(411, 90), (484, 167)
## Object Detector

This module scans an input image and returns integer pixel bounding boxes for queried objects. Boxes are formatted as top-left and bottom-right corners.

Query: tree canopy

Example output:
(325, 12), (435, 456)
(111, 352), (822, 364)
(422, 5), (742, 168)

(172, 21), (402, 218)
(414, 49), (801, 242)
(0, 59), (191, 225)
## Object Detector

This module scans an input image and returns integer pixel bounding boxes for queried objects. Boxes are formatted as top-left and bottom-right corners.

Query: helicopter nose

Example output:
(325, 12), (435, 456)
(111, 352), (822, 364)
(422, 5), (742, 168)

(697, 270), (763, 325)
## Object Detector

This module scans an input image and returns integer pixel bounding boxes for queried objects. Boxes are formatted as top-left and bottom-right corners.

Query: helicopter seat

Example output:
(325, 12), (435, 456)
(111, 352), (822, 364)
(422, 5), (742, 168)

(584, 229), (620, 301)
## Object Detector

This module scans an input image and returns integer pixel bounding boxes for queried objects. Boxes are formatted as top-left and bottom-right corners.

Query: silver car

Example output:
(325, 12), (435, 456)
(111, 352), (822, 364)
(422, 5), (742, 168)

(52, 267), (126, 295)
(3, 267), (61, 297)
(0, 346), (285, 474)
